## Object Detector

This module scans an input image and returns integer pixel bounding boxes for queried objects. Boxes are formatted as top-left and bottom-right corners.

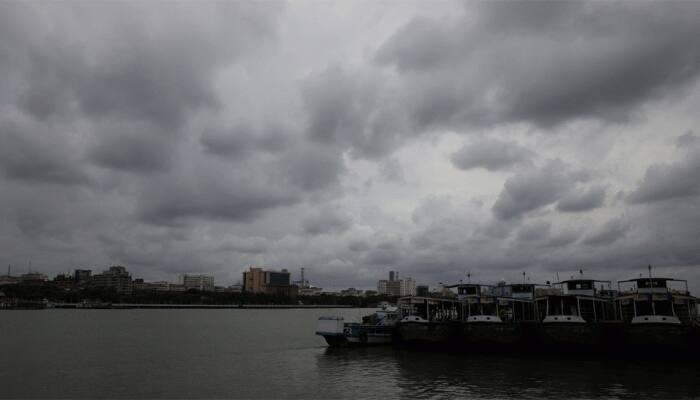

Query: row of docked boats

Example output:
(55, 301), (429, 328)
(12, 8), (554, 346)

(316, 271), (700, 355)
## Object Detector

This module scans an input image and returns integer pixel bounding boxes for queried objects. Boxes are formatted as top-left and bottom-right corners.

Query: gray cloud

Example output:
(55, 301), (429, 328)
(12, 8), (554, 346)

(556, 185), (606, 213)
(2, 2), (700, 292)
(87, 122), (178, 173)
(200, 122), (291, 158)
(451, 139), (535, 171)
(137, 162), (299, 224)
(376, 1), (700, 129)
(302, 209), (352, 236)
(302, 66), (409, 159)
(0, 114), (91, 185)
(492, 160), (581, 220)
(516, 221), (551, 243)
(583, 217), (631, 246)
(627, 149), (700, 204)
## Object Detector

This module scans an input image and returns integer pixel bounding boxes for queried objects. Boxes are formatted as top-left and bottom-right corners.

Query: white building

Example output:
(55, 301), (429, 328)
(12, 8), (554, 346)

(400, 277), (416, 296)
(377, 272), (416, 297)
(178, 274), (215, 291)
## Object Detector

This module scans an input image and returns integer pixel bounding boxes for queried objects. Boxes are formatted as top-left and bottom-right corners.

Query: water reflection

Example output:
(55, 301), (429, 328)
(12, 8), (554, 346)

(317, 347), (700, 399)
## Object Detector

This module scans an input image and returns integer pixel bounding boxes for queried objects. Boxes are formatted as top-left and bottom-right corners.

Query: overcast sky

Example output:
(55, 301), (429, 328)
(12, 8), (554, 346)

(2, 1), (700, 291)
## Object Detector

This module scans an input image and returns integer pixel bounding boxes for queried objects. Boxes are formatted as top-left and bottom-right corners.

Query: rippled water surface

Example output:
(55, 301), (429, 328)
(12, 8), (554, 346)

(1, 309), (699, 399)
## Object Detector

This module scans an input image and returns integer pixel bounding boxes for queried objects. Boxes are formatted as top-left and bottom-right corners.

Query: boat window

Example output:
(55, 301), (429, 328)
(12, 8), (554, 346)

(567, 281), (593, 290)
(459, 286), (478, 295)
(635, 300), (653, 316)
(638, 279), (667, 289)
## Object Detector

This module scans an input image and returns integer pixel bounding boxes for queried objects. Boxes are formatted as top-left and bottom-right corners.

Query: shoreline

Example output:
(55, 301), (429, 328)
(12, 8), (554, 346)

(9, 303), (358, 310)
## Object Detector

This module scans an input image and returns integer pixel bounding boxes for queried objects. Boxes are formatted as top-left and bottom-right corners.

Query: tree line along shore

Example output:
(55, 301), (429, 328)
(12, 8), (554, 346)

(0, 281), (396, 308)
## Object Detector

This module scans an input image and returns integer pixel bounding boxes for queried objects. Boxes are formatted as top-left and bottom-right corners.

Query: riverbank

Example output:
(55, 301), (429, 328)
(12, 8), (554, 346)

(47, 303), (355, 309)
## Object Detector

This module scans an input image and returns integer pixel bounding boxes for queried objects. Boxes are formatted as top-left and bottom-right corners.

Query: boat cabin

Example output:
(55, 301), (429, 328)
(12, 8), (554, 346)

(492, 283), (541, 322)
(398, 296), (463, 323)
(535, 279), (617, 323)
(452, 283), (483, 301)
(616, 277), (697, 325)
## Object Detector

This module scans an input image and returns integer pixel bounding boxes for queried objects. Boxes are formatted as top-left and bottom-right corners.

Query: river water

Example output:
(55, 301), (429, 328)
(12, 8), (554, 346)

(1, 309), (698, 399)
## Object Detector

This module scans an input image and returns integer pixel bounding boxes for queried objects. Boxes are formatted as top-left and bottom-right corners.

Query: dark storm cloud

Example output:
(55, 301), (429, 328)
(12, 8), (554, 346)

(556, 185), (606, 213)
(376, 1), (700, 129)
(492, 160), (582, 220)
(627, 147), (700, 204)
(451, 139), (535, 171)
(302, 209), (352, 236)
(279, 145), (343, 191)
(200, 123), (290, 158)
(301, 66), (408, 159)
(0, 114), (90, 185)
(137, 164), (299, 224)
(3, 2), (279, 126)
(87, 122), (178, 173)
(582, 217), (631, 246)
(2, 1), (700, 292)
(516, 221), (551, 243)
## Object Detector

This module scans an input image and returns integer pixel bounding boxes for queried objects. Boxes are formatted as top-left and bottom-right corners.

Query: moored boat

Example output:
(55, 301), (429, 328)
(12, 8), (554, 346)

(316, 307), (399, 346)
(396, 296), (462, 347)
(534, 277), (617, 351)
(615, 269), (699, 353)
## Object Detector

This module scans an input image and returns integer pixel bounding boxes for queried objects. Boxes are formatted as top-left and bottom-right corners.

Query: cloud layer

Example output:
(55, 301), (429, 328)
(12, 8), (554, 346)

(2, 1), (700, 290)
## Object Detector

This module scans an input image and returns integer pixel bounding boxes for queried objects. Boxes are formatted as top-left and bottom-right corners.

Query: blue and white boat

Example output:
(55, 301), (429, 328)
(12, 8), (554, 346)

(316, 307), (399, 346)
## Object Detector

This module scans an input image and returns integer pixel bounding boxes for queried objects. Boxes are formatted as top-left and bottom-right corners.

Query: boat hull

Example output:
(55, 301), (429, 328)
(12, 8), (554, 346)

(397, 321), (458, 347)
(621, 323), (695, 353)
(461, 322), (523, 351)
(343, 324), (395, 345)
(537, 322), (604, 351)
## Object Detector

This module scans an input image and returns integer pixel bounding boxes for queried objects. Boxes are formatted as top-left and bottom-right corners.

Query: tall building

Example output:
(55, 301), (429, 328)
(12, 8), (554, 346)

(377, 279), (401, 296)
(178, 274), (215, 291)
(377, 272), (415, 296)
(400, 277), (416, 296)
(74, 269), (92, 284)
(91, 266), (133, 294)
(242, 267), (293, 295)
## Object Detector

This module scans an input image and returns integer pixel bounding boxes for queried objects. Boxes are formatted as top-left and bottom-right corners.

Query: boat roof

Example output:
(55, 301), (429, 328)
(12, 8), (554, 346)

(444, 283), (488, 288)
(398, 296), (461, 304)
(557, 279), (611, 284)
(618, 277), (687, 283)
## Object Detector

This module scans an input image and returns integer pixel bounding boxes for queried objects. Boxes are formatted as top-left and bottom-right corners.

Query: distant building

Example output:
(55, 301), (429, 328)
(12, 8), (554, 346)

(400, 277), (416, 297)
(0, 275), (20, 286)
(416, 285), (430, 297)
(299, 286), (323, 296)
(54, 274), (74, 288)
(226, 284), (243, 293)
(179, 274), (215, 291)
(377, 271), (415, 296)
(74, 269), (92, 284)
(377, 279), (401, 296)
(91, 266), (133, 294)
(243, 267), (294, 295)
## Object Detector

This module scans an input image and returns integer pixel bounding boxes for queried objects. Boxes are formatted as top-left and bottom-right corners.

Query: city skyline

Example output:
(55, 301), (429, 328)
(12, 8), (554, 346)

(2, 2), (700, 293)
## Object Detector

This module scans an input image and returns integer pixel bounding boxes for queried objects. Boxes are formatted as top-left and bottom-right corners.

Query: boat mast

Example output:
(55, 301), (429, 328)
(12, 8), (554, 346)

(648, 265), (656, 316)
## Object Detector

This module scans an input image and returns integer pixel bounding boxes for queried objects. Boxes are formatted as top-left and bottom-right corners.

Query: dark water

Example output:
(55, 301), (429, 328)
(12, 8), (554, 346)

(1, 309), (699, 399)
